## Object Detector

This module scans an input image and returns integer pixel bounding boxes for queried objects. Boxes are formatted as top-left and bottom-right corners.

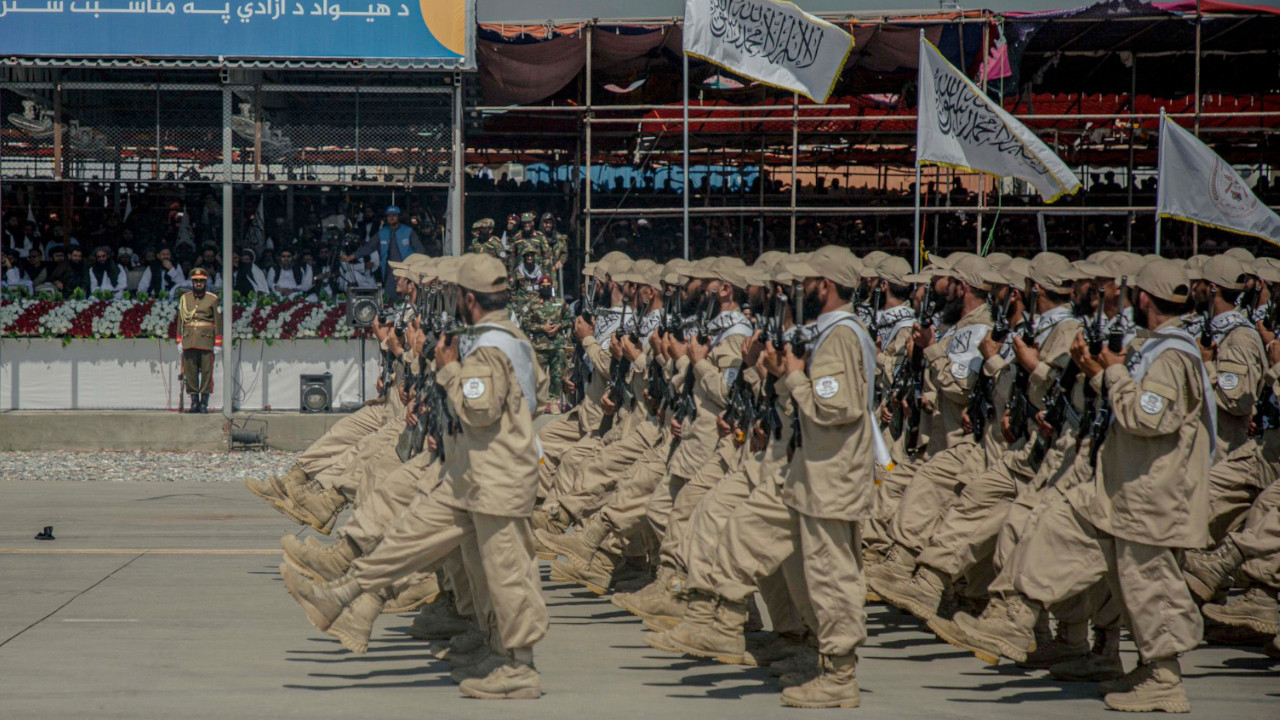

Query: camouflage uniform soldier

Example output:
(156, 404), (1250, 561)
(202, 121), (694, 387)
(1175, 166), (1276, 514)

(540, 212), (569, 285)
(514, 212), (549, 273)
(520, 275), (571, 408)
(468, 218), (505, 261)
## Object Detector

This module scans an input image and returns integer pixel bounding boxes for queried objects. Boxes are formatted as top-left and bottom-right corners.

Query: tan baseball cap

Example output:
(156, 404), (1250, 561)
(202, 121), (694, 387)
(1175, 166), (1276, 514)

(877, 256), (912, 286)
(1026, 252), (1088, 293)
(613, 259), (655, 285)
(1134, 258), (1191, 303)
(392, 254), (435, 282)
(454, 253), (508, 293)
(687, 256), (746, 281)
(1004, 257), (1032, 288)
(1195, 255), (1250, 290)
(1253, 257), (1280, 284)
(1224, 247), (1256, 262)
(433, 255), (464, 284)
(947, 255), (992, 291)
(784, 246), (861, 288)
(985, 252), (1013, 270)
(861, 250), (890, 272)
(387, 253), (426, 273)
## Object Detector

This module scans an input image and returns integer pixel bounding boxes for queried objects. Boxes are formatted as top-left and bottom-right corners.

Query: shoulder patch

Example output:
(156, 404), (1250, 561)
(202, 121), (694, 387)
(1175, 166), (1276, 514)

(814, 376), (840, 399)
(1218, 372), (1240, 391)
(1139, 391), (1165, 415)
(462, 378), (487, 399)
(950, 360), (972, 380)
(722, 367), (740, 386)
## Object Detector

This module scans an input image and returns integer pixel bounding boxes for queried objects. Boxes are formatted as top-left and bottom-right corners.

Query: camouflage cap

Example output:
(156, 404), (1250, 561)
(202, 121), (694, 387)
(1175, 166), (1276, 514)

(520, 211), (536, 223)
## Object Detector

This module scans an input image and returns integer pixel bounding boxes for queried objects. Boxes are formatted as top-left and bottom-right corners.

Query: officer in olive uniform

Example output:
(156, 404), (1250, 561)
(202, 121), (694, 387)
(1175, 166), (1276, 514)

(176, 268), (222, 413)
(520, 274), (572, 408)
(468, 218), (505, 261)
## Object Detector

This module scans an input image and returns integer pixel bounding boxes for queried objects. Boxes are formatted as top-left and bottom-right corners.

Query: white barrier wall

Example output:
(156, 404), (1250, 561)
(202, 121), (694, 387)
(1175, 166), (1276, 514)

(0, 338), (379, 411)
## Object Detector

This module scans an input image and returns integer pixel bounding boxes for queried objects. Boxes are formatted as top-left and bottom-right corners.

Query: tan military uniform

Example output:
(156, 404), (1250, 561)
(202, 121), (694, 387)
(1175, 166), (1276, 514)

(177, 289), (221, 394)
(1205, 309), (1265, 455)
(1014, 318), (1213, 662)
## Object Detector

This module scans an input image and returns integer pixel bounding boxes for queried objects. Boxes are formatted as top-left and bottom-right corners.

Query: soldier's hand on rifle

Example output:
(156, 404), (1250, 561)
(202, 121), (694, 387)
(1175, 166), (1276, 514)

(961, 408), (973, 434)
(1070, 332), (1104, 378)
(1267, 337), (1280, 367)
(398, 384), (410, 407)
(385, 331), (404, 356)
(376, 377), (385, 395)
(911, 322), (935, 350)
(600, 392), (618, 416)
(716, 412), (732, 438)
(1033, 410), (1054, 438)
(1002, 408), (1019, 444)
(573, 316), (593, 341)
(761, 341), (786, 377)
(405, 320), (425, 354)
(609, 334), (624, 360)
(879, 403), (893, 426)
(1257, 320), (1276, 346)
(1012, 336), (1040, 373)
(620, 334), (642, 362)
(668, 334), (689, 361)
(741, 329), (764, 368)
(426, 435), (438, 454)
(372, 318), (390, 343)
(689, 333), (710, 364)
(670, 416), (684, 438)
(435, 332), (458, 368)
(978, 334), (1002, 361)
(782, 343), (805, 377)
(750, 421), (768, 453)
(563, 377), (577, 397)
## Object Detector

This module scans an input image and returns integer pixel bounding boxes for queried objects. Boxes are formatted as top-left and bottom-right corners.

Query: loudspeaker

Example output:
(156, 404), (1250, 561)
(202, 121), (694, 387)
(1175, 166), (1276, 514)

(299, 373), (333, 413)
(346, 287), (381, 328)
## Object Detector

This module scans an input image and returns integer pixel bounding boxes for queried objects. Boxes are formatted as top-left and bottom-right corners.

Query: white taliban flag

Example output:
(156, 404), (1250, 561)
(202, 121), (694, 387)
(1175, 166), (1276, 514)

(683, 0), (854, 103)
(916, 37), (1080, 202)
(1157, 116), (1280, 243)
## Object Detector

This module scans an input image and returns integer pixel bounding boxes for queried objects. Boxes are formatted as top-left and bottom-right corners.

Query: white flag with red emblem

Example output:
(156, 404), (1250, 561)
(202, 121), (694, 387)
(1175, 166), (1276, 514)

(1157, 117), (1280, 244)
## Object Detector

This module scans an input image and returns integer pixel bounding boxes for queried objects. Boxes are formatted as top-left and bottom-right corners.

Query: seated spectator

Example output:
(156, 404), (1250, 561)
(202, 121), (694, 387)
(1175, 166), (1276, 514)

(88, 245), (128, 298)
(2, 248), (33, 294)
(268, 248), (313, 298)
(229, 249), (270, 296)
(137, 246), (186, 298)
(23, 247), (54, 291)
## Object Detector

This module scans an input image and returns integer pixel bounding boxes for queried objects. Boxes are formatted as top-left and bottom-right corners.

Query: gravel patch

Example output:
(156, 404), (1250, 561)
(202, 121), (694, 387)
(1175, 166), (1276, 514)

(0, 450), (296, 483)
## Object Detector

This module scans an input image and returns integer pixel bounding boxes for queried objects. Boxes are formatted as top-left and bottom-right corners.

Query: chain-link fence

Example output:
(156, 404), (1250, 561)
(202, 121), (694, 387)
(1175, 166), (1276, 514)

(2, 83), (455, 187)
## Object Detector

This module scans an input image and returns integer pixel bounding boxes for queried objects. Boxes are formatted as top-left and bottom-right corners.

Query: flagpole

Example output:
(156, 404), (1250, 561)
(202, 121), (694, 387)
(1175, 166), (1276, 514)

(913, 29), (924, 273)
(1155, 107), (1165, 256)
(682, 50), (690, 261)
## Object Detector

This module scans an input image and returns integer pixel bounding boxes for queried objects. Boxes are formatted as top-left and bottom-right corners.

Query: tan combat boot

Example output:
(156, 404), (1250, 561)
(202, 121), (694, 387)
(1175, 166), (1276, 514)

(548, 541), (618, 596)
(459, 648), (541, 700)
(279, 563), (359, 632)
(878, 563), (947, 621)
(282, 533), (359, 582)
(612, 566), (671, 611)
(1102, 658), (1190, 713)
(1020, 619), (1089, 669)
(744, 632), (809, 667)
(383, 573), (442, 614)
(409, 594), (475, 641)
(951, 593), (1039, 664)
(1202, 586), (1280, 635)
(780, 653), (861, 709)
(281, 480), (347, 535)
(538, 517), (610, 566)
(1182, 537), (1244, 603)
(244, 464), (307, 505)
(1050, 625), (1123, 682)
(865, 543), (916, 593)
(615, 568), (686, 624)
(667, 595), (748, 664)
(327, 592), (385, 654)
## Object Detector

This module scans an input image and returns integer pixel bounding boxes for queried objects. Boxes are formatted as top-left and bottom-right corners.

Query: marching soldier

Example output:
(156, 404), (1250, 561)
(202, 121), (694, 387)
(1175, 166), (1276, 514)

(176, 267), (222, 413)
(540, 212), (569, 287)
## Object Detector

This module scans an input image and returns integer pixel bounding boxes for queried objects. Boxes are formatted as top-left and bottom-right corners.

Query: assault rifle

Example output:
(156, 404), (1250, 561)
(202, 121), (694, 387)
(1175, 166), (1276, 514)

(888, 283), (936, 447)
(571, 277), (601, 406)
(1263, 286), (1279, 332)
(1003, 286), (1039, 443)
(967, 285), (1014, 440)
(1199, 286), (1218, 350)
(1082, 286), (1129, 470)
(667, 293), (716, 457)
(400, 283), (461, 463)
(1027, 281), (1125, 471)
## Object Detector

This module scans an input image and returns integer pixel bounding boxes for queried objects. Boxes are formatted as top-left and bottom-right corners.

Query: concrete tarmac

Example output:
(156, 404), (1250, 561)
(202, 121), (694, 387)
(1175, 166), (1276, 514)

(0, 478), (1275, 719)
